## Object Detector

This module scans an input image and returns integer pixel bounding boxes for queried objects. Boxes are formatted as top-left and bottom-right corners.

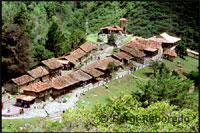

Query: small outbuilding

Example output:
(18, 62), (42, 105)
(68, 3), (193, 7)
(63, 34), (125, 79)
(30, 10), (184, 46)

(163, 49), (177, 61)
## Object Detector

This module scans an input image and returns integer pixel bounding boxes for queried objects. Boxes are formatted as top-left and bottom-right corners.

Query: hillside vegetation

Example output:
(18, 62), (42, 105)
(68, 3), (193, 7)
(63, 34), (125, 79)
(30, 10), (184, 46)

(2, 1), (199, 82)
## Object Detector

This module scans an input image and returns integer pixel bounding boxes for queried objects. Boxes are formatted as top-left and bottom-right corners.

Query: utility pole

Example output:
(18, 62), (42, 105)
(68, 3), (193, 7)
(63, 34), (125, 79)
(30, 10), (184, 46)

(86, 18), (88, 35)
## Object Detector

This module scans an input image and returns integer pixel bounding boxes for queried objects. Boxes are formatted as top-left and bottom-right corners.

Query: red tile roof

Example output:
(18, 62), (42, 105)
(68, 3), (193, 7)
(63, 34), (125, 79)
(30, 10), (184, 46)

(72, 70), (92, 81)
(79, 43), (97, 53)
(16, 95), (36, 101)
(70, 48), (87, 60)
(95, 57), (122, 71)
(163, 49), (177, 57)
(100, 25), (123, 31)
(136, 40), (161, 51)
(82, 65), (104, 78)
(65, 55), (78, 65)
(42, 57), (63, 70)
(27, 66), (49, 79)
(126, 40), (147, 50)
(51, 75), (72, 90)
(113, 51), (133, 60)
(21, 81), (52, 93)
(120, 46), (146, 58)
(12, 75), (35, 86)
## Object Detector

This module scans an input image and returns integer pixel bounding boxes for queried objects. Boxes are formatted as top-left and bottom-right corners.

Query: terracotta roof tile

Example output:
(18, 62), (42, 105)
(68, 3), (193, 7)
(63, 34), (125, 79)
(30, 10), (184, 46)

(95, 57), (122, 71)
(163, 49), (177, 57)
(52, 75), (72, 90)
(120, 46), (146, 58)
(70, 48), (87, 60)
(42, 57), (63, 70)
(72, 70), (92, 81)
(82, 65), (104, 78)
(12, 75), (34, 86)
(27, 66), (49, 79)
(113, 51), (133, 60)
(65, 55), (78, 65)
(100, 25), (123, 31)
(79, 43), (97, 53)
(21, 81), (52, 93)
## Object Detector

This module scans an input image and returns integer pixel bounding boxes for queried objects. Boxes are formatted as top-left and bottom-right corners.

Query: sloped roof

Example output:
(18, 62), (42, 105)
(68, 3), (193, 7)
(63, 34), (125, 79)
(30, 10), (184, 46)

(58, 59), (70, 65)
(27, 66), (49, 79)
(120, 46), (146, 58)
(16, 95), (36, 101)
(42, 57), (63, 70)
(95, 57), (122, 71)
(160, 32), (181, 43)
(120, 18), (127, 21)
(100, 25), (123, 31)
(113, 51), (133, 60)
(163, 49), (177, 57)
(82, 65), (104, 78)
(148, 36), (170, 43)
(65, 55), (78, 65)
(79, 43), (97, 53)
(126, 40), (147, 51)
(21, 81), (52, 93)
(12, 74), (34, 86)
(187, 49), (199, 56)
(51, 75), (72, 90)
(72, 70), (92, 81)
(70, 48), (87, 60)
(126, 40), (161, 52)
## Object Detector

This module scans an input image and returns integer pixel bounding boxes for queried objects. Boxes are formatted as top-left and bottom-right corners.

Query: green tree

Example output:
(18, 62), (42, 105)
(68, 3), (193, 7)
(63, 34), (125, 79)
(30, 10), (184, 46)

(148, 60), (160, 77)
(133, 66), (196, 110)
(2, 24), (34, 81)
(175, 44), (188, 58)
(187, 71), (199, 87)
(46, 21), (66, 57)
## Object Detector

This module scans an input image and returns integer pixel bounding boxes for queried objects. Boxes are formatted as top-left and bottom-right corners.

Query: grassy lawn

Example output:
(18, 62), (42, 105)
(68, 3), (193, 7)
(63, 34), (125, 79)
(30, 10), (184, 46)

(79, 56), (198, 109)
(79, 70), (147, 109)
(86, 33), (108, 45)
(163, 56), (198, 73)
(2, 117), (43, 132)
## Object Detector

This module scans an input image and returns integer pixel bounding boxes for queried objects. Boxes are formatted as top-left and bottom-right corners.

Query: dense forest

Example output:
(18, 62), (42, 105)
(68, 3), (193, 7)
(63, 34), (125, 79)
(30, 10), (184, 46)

(2, 1), (199, 82)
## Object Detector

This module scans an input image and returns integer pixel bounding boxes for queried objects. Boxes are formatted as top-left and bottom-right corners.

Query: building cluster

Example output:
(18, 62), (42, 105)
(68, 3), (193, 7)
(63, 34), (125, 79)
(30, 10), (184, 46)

(4, 17), (181, 108)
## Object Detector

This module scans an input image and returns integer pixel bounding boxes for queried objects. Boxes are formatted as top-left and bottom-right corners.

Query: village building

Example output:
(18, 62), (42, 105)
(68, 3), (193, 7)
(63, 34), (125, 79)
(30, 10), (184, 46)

(120, 45), (146, 64)
(27, 66), (49, 82)
(81, 65), (105, 83)
(112, 51), (133, 66)
(57, 55), (72, 70)
(72, 70), (93, 87)
(163, 49), (177, 61)
(187, 49), (199, 60)
(16, 95), (36, 108)
(70, 48), (87, 64)
(100, 18), (128, 34)
(9, 75), (35, 94)
(51, 75), (72, 98)
(64, 54), (79, 69)
(148, 32), (181, 50)
(100, 26), (123, 34)
(120, 18), (128, 33)
(20, 81), (52, 103)
(51, 73), (80, 98)
(41, 57), (63, 79)
(95, 57), (122, 73)
(79, 42), (97, 62)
